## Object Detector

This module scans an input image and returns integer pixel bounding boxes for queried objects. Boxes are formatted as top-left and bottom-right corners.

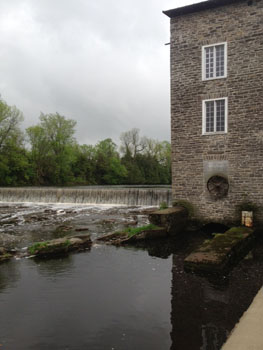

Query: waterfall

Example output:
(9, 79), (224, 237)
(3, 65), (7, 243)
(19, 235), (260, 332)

(0, 187), (172, 206)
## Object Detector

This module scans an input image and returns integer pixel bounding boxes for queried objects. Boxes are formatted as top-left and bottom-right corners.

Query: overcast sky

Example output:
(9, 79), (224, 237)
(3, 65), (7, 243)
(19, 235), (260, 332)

(0, 0), (203, 145)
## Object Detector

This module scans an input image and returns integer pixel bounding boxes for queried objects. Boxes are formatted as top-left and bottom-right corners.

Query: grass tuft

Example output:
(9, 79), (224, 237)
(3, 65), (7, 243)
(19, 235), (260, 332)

(118, 224), (160, 237)
(28, 241), (49, 255)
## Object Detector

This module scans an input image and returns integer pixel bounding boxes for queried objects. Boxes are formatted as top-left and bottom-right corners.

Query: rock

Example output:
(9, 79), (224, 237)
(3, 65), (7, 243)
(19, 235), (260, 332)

(44, 209), (55, 213)
(148, 206), (188, 236)
(0, 247), (13, 263)
(130, 227), (167, 241)
(56, 225), (73, 232)
(0, 218), (19, 226)
(75, 227), (89, 232)
(102, 219), (116, 224)
(27, 234), (92, 257)
(122, 220), (137, 226)
(244, 251), (253, 260)
(97, 226), (167, 246)
(0, 233), (22, 248)
(184, 227), (255, 274)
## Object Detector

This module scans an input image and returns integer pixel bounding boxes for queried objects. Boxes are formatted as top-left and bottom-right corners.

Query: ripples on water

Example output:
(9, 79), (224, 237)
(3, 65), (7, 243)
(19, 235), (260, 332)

(0, 203), (263, 350)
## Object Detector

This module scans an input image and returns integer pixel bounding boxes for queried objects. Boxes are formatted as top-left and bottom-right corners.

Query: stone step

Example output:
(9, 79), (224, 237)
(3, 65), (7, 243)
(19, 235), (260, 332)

(184, 227), (255, 274)
(148, 206), (188, 235)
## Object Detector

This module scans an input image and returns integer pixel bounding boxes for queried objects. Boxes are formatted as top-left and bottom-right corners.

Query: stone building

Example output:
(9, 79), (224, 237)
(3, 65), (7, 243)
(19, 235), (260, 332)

(164, 0), (263, 225)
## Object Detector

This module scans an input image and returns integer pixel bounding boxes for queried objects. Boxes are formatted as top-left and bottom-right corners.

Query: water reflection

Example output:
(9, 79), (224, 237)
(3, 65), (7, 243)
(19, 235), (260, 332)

(1, 228), (263, 350)
(0, 245), (172, 350)
(170, 233), (263, 350)
(170, 257), (229, 350)
(34, 254), (76, 277)
(0, 259), (20, 292)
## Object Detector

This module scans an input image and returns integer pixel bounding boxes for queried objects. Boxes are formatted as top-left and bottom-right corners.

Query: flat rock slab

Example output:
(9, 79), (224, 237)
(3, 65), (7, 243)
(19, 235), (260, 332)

(148, 206), (188, 235)
(27, 234), (92, 257)
(97, 227), (167, 246)
(184, 227), (254, 274)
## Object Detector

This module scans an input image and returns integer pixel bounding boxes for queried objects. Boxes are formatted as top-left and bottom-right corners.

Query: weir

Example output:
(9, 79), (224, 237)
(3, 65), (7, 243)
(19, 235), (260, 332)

(0, 187), (172, 206)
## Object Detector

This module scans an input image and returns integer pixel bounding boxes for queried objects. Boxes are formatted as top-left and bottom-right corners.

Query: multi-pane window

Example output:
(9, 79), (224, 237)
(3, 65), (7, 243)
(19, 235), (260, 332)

(202, 43), (227, 80)
(202, 98), (228, 134)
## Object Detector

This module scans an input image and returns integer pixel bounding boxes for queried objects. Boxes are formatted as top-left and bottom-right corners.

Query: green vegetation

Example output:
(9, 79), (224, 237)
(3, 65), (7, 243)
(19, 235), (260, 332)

(0, 98), (171, 186)
(28, 239), (72, 255)
(116, 224), (160, 238)
(172, 200), (194, 217)
(203, 227), (253, 253)
(64, 239), (71, 247)
(159, 202), (168, 210)
(28, 241), (49, 255)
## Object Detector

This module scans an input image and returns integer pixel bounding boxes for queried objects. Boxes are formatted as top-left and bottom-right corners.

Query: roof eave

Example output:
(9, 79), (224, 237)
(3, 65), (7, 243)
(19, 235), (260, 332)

(163, 0), (245, 18)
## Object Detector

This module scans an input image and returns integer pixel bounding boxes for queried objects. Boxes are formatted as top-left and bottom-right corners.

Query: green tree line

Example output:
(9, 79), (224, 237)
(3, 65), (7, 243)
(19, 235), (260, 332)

(0, 98), (171, 186)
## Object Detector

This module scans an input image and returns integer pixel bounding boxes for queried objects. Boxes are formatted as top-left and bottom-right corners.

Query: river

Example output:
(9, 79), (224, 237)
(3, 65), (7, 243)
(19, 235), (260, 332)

(0, 201), (263, 350)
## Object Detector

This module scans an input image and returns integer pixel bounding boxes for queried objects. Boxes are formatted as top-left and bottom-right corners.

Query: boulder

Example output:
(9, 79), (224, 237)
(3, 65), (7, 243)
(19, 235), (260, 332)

(148, 206), (188, 236)
(27, 234), (92, 257)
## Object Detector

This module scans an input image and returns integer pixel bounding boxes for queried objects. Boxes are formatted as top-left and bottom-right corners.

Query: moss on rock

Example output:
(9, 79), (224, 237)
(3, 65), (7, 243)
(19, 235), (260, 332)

(97, 224), (167, 245)
(184, 226), (255, 274)
(27, 234), (92, 257)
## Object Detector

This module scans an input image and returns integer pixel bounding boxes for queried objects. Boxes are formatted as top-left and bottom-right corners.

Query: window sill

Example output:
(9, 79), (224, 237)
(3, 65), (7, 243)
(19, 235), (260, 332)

(202, 75), (227, 81)
(202, 131), (227, 136)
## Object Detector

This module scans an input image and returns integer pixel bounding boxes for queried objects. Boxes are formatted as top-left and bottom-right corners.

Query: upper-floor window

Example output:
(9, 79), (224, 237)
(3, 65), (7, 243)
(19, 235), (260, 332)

(202, 42), (227, 80)
(202, 98), (228, 135)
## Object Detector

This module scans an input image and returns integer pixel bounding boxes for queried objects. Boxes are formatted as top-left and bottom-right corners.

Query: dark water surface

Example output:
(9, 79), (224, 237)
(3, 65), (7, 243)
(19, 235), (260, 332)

(0, 203), (263, 350)
(0, 246), (172, 350)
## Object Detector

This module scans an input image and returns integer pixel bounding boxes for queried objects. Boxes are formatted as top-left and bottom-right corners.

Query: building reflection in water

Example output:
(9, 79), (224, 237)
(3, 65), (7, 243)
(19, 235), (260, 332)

(169, 251), (263, 350)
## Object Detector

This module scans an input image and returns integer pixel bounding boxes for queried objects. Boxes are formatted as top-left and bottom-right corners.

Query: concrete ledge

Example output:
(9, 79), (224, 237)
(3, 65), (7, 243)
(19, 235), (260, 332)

(222, 287), (263, 350)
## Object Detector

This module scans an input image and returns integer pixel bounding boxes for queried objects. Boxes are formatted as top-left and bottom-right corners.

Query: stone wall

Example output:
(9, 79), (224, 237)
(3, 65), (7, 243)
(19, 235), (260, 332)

(169, 0), (263, 224)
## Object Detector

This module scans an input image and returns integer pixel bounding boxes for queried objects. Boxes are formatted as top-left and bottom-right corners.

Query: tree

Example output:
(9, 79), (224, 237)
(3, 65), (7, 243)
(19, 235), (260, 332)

(120, 129), (171, 185)
(94, 138), (127, 184)
(27, 113), (77, 185)
(0, 98), (30, 185)
(0, 140), (30, 186)
(71, 144), (96, 184)
(120, 128), (146, 158)
(0, 98), (24, 150)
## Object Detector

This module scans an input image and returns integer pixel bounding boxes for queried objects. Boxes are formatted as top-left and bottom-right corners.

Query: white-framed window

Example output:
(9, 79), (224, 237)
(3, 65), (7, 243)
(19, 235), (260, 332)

(202, 42), (227, 80)
(202, 98), (228, 134)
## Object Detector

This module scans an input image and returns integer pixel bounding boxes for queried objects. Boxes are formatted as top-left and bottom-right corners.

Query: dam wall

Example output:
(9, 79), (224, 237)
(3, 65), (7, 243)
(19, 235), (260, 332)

(0, 187), (172, 206)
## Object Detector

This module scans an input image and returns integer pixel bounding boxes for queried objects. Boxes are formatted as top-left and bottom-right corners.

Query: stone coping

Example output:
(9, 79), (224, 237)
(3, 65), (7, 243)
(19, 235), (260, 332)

(222, 287), (263, 350)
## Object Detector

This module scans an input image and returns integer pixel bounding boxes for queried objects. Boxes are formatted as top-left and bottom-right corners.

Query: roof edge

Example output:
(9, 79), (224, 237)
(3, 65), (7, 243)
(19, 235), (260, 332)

(163, 0), (245, 18)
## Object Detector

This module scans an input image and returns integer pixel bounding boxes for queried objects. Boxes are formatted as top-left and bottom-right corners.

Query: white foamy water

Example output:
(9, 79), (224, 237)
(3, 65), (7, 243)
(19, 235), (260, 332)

(0, 186), (172, 206)
(0, 202), (153, 248)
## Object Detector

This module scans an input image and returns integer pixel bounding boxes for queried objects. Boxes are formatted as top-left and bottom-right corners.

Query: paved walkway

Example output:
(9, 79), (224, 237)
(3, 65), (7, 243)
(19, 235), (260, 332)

(222, 287), (263, 350)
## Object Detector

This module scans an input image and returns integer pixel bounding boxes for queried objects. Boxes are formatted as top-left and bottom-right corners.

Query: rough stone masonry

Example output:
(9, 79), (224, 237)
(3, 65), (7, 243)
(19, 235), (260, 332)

(164, 0), (263, 225)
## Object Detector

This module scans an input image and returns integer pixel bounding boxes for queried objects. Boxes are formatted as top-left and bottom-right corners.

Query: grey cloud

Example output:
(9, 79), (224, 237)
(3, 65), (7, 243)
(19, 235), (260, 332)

(0, 0), (201, 145)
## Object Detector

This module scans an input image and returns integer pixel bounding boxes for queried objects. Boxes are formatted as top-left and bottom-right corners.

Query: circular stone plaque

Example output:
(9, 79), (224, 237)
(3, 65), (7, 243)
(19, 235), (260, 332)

(207, 175), (229, 199)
